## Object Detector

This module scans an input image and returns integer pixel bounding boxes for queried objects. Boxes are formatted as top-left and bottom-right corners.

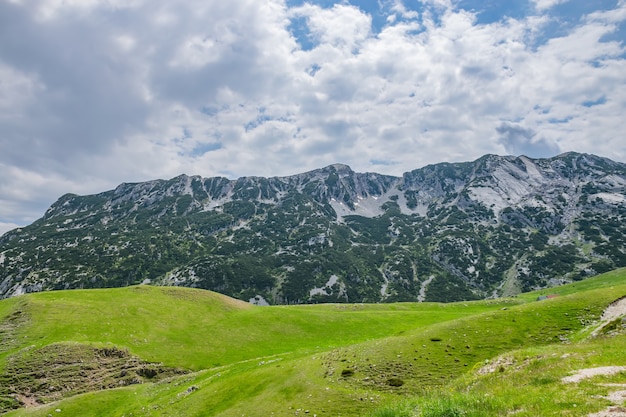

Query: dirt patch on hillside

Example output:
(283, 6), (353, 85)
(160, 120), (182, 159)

(601, 297), (626, 322)
(588, 384), (626, 417)
(562, 368), (626, 417)
(0, 303), (30, 354)
(592, 297), (626, 338)
(0, 343), (187, 413)
(562, 367), (626, 384)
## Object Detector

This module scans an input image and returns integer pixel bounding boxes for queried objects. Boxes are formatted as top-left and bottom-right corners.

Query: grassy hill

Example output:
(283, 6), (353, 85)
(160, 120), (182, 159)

(0, 268), (625, 416)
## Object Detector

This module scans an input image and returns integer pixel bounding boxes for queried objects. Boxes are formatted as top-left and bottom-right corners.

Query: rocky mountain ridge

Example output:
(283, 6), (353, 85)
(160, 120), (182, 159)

(1, 152), (625, 303)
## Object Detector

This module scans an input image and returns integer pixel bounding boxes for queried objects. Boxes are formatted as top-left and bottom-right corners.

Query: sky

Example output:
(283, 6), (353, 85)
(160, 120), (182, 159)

(1, 0), (626, 235)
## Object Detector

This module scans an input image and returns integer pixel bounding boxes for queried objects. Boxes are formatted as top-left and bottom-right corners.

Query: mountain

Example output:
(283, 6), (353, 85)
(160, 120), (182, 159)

(1, 152), (625, 303)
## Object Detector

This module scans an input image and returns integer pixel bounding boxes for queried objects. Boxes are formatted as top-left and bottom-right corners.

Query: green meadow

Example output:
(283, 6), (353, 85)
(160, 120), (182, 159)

(0, 268), (625, 416)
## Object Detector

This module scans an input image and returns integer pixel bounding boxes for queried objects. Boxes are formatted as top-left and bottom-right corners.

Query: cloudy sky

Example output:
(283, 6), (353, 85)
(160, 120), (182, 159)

(1, 0), (625, 234)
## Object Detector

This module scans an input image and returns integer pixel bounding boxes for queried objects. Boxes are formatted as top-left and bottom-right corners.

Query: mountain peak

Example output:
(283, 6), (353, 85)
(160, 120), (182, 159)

(298, 163), (354, 178)
(2, 153), (625, 304)
(326, 163), (353, 172)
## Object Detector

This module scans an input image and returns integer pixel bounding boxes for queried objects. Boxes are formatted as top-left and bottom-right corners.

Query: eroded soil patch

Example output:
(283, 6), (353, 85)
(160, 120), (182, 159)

(0, 343), (187, 412)
(0, 303), (30, 354)
(562, 367), (626, 384)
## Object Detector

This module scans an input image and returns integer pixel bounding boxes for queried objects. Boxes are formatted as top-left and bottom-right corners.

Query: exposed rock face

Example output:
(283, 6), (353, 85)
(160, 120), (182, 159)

(0, 152), (625, 303)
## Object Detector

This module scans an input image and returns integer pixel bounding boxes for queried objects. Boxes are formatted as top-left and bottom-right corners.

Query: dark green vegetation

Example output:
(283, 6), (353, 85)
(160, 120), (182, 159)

(0, 268), (624, 416)
(1, 153), (625, 303)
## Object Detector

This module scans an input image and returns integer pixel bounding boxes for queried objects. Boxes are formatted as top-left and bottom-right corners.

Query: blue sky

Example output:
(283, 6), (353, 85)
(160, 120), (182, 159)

(1, 0), (626, 234)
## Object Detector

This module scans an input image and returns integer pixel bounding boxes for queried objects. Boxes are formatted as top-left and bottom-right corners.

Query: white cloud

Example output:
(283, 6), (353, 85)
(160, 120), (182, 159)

(0, 163), (106, 229)
(496, 123), (559, 157)
(418, 0), (453, 10)
(34, 0), (144, 21)
(170, 36), (224, 69)
(0, 63), (44, 120)
(586, 2), (626, 24)
(531, 0), (570, 12)
(390, 0), (420, 19)
(290, 3), (372, 51)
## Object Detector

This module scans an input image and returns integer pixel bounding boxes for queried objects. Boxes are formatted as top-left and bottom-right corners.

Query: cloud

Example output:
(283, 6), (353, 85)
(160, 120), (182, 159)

(0, 162), (105, 232)
(290, 3), (372, 51)
(388, 0), (420, 20)
(0, 1), (150, 171)
(496, 123), (560, 158)
(531, 0), (570, 12)
(0, 223), (21, 237)
(0, 0), (625, 227)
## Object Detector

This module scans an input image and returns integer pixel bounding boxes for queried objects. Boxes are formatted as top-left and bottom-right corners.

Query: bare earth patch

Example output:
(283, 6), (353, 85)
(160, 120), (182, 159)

(603, 386), (626, 404)
(589, 407), (626, 417)
(562, 367), (626, 384)
(601, 297), (626, 323)
(591, 297), (626, 337)
(0, 342), (187, 413)
(562, 366), (626, 417)
(587, 386), (626, 417)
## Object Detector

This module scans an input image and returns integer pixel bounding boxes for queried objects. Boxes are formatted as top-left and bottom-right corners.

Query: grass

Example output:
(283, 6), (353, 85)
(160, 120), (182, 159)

(0, 268), (624, 416)
(516, 267), (626, 301)
(367, 330), (626, 417)
(2, 285), (516, 370)
(422, 331), (626, 416)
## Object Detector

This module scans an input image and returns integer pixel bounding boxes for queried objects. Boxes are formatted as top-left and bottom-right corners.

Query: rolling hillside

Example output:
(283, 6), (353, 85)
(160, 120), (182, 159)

(0, 268), (624, 416)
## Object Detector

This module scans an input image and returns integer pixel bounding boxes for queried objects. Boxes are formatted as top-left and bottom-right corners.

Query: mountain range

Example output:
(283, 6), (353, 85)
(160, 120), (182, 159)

(1, 152), (625, 303)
